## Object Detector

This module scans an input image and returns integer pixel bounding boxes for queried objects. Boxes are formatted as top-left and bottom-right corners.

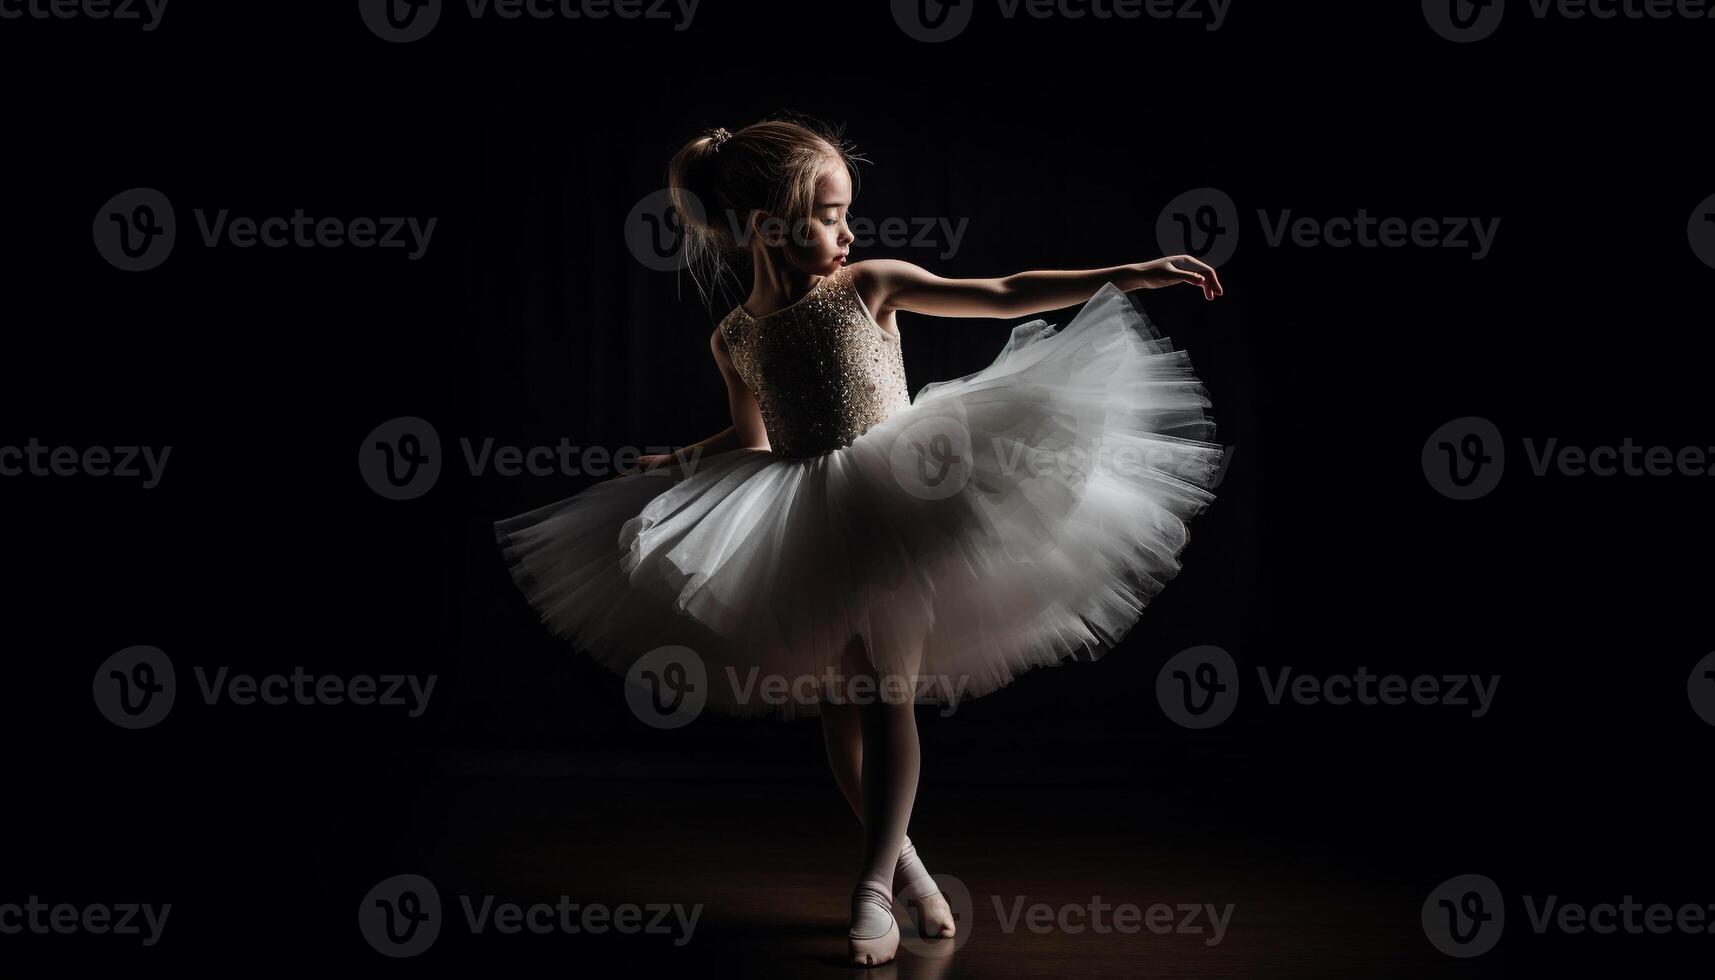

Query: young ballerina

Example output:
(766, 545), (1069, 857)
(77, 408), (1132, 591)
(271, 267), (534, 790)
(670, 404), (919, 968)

(494, 117), (1225, 966)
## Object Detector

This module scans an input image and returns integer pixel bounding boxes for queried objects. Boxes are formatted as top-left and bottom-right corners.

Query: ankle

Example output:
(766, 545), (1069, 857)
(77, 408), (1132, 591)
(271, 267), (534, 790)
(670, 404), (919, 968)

(895, 836), (939, 901)
(849, 878), (895, 939)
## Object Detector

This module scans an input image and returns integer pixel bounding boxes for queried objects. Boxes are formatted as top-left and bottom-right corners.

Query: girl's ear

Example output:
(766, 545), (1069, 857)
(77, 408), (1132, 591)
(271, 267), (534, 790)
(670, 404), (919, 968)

(748, 209), (786, 249)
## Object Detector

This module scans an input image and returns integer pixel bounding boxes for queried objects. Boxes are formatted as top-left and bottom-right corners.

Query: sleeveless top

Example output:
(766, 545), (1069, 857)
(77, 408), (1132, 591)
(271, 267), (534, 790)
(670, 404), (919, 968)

(719, 266), (910, 458)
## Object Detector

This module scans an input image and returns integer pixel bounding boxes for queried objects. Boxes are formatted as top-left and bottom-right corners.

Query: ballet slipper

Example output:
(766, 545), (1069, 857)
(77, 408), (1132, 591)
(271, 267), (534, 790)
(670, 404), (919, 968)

(895, 836), (956, 939)
(847, 880), (899, 967)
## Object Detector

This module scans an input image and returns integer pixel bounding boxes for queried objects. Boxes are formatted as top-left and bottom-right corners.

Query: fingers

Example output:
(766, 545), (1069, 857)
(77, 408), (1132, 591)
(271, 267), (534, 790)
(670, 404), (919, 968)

(1174, 254), (1224, 298)
(1164, 261), (1205, 284)
(1163, 260), (1213, 299)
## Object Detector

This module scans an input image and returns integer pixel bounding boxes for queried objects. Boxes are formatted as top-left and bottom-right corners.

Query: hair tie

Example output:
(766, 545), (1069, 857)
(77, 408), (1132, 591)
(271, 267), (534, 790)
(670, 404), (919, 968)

(710, 127), (733, 150)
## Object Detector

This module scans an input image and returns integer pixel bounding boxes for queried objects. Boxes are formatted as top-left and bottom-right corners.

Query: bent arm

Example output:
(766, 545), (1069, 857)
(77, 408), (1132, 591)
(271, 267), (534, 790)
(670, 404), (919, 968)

(618, 327), (770, 477)
(711, 327), (771, 452)
(853, 255), (1222, 320)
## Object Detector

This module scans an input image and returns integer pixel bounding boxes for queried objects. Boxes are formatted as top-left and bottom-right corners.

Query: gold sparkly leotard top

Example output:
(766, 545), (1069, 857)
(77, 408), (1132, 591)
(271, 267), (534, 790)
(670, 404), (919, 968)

(720, 266), (911, 458)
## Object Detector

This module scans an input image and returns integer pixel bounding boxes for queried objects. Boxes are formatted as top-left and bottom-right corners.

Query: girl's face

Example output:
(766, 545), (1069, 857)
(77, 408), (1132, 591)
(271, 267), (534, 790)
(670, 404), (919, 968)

(781, 161), (854, 277)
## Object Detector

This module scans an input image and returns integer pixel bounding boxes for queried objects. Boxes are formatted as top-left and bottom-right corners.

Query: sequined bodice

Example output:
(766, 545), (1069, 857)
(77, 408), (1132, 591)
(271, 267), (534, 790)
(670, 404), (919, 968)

(720, 267), (910, 458)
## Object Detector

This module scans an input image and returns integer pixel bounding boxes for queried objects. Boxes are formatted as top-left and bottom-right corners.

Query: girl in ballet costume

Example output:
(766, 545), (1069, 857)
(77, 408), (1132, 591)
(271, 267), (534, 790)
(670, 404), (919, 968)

(495, 117), (1225, 966)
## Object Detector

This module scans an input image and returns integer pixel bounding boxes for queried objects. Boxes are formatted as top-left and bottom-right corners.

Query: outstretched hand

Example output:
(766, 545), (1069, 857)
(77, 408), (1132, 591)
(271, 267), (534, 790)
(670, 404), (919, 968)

(1138, 255), (1224, 301)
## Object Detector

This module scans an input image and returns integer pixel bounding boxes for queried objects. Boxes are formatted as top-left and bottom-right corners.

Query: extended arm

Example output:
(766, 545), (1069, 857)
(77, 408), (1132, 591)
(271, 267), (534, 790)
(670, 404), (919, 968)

(853, 255), (1223, 321)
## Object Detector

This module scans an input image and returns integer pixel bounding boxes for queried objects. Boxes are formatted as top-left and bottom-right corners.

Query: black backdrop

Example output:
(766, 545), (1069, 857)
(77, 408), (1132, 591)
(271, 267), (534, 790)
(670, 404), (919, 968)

(4, 1), (1711, 974)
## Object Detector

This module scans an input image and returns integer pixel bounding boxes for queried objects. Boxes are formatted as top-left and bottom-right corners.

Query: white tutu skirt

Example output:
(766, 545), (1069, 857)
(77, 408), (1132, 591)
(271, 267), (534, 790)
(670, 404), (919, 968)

(495, 284), (1223, 719)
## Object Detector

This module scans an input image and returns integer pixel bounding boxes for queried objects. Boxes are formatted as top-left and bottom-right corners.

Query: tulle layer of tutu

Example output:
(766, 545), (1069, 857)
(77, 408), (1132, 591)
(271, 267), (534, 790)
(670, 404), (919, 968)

(494, 283), (1223, 720)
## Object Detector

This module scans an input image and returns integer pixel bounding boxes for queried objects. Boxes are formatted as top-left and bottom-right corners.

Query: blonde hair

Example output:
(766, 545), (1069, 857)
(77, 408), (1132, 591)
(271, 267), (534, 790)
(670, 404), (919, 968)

(667, 114), (864, 307)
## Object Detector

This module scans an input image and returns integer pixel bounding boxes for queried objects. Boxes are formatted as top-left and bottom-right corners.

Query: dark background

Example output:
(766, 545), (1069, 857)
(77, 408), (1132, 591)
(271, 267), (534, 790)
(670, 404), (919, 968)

(3, 1), (1710, 974)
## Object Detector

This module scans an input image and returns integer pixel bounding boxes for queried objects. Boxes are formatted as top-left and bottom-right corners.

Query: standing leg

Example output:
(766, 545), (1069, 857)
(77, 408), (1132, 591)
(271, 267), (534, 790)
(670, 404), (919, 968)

(847, 693), (910, 962)
(845, 630), (949, 966)
(824, 640), (959, 939)
(823, 695), (957, 941)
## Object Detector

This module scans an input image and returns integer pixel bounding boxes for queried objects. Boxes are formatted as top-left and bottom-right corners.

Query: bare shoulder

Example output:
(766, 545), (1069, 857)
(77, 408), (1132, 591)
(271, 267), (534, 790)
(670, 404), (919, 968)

(711, 319), (739, 365)
(847, 257), (929, 287)
(846, 258), (933, 313)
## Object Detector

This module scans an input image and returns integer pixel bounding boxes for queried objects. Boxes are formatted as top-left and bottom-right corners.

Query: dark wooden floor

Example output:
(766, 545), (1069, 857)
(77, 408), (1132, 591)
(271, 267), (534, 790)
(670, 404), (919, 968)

(317, 740), (1531, 977)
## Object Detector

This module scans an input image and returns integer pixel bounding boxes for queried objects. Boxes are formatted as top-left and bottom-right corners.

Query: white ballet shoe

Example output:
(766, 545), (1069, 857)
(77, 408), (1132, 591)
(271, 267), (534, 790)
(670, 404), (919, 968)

(848, 880), (900, 967)
(895, 836), (957, 939)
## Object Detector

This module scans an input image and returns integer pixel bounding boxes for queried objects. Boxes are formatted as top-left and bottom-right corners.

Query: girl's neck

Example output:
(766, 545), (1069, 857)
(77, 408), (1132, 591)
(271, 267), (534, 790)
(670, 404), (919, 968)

(746, 251), (824, 318)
